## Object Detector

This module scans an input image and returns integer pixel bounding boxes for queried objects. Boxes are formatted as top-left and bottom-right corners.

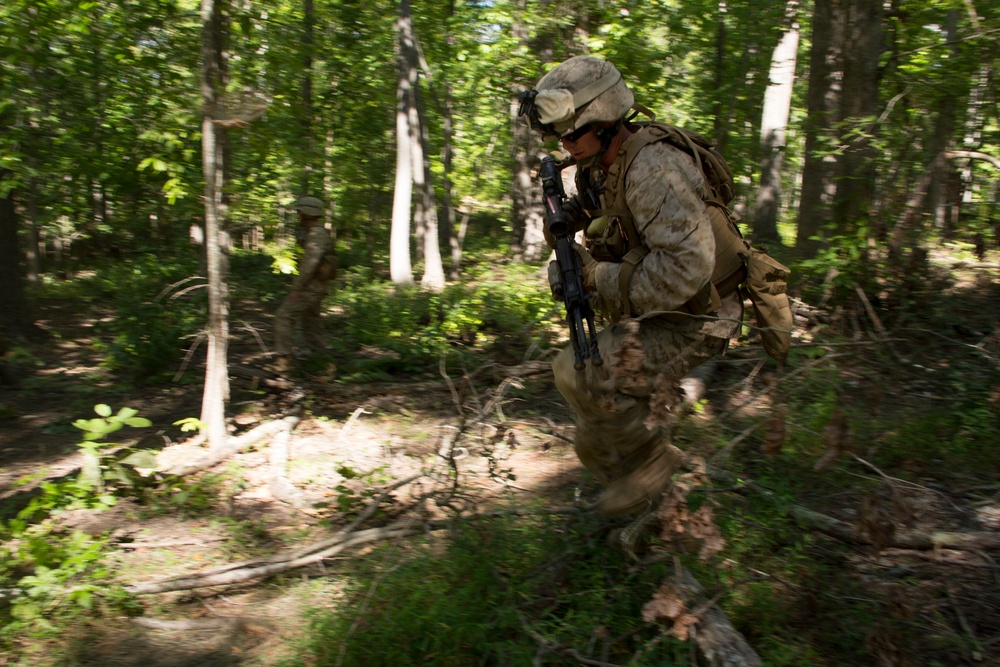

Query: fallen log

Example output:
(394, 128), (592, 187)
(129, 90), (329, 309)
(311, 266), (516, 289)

(717, 475), (1000, 553)
(678, 566), (763, 667)
(787, 503), (1000, 551)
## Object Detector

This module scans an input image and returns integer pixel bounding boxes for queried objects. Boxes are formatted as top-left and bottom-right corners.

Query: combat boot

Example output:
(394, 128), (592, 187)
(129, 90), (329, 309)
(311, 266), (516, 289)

(596, 443), (678, 517)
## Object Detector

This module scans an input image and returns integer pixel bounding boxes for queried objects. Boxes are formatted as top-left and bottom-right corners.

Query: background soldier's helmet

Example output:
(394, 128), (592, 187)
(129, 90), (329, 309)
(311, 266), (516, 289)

(519, 56), (634, 139)
(295, 196), (325, 217)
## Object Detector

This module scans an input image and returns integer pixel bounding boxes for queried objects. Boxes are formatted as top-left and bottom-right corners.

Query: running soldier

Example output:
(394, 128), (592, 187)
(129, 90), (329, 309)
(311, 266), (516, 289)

(519, 56), (742, 542)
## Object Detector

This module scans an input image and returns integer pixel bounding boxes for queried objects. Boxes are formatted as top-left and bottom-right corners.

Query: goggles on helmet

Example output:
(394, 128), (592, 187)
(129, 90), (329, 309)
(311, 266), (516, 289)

(517, 69), (622, 139)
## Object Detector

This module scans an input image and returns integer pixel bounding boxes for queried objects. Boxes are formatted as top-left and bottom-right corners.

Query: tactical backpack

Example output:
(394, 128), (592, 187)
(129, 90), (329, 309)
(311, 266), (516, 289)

(585, 116), (793, 364)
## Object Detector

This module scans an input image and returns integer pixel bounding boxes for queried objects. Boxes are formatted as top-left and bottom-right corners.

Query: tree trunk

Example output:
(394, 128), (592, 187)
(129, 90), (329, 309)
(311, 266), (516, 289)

(390, 0), (415, 286)
(794, 0), (840, 257)
(443, 82), (460, 280)
(0, 173), (33, 339)
(443, 1), (461, 280)
(712, 1), (728, 152)
(409, 32), (444, 291)
(199, 0), (231, 452)
(511, 93), (546, 263)
(928, 10), (960, 234)
(299, 0), (316, 193)
(752, 0), (799, 245)
(831, 0), (882, 238)
(509, 3), (546, 263)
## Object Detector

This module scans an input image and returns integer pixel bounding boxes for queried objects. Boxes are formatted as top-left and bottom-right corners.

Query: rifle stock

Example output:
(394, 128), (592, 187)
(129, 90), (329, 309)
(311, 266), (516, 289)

(539, 156), (602, 370)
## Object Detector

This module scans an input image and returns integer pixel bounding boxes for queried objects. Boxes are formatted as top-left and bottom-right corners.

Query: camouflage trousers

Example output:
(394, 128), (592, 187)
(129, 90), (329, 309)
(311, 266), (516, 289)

(552, 318), (725, 515)
(274, 283), (328, 358)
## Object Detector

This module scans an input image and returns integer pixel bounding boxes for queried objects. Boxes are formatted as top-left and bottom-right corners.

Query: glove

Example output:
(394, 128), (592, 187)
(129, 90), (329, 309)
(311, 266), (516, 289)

(573, 242), (598, 292)
(546, 260), (564, 301)
(542, 196), (587, 249)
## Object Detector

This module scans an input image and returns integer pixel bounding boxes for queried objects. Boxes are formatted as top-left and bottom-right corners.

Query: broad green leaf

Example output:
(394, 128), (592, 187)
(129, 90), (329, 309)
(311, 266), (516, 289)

(119, 450), (158, 469)
(115, 407), (138, 420)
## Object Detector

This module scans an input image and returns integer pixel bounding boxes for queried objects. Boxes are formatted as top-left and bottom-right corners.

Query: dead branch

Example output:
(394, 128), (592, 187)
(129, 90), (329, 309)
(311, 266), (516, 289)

(786, 496), (1000, 551)
(116, 537), (224, 549)
(946, 585), (985, 659)
(164, 416), (300, 477)
(268, 416), (311, 509)
(520, 614), (627, 667)
(709, 420), (768, 469)
(716, 353), (849, 422)
(125, 524), (424, 595)
(123, 500), (583, 596)
(639, 558), (763, 667)
(890, 149), (1000, 253)
(130, 616), (273, 633)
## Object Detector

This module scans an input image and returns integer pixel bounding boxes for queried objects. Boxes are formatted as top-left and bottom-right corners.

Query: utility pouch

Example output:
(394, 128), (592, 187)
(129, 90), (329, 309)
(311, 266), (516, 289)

(586, 216), (627, 263)
(742, 249), (793, 364)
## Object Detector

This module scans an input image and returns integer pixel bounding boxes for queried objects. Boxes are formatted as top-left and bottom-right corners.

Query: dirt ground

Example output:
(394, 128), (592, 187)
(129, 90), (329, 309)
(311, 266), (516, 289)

(0, 295), (594, 666)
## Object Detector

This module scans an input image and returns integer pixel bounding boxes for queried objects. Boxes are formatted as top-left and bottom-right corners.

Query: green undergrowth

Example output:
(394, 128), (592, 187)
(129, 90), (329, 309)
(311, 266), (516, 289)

(326, 262), (555, 382)
(282, 509), (692, 667)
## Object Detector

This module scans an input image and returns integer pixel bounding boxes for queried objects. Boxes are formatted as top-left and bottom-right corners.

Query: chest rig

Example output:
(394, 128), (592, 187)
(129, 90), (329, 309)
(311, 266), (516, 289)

(576, 121), (749, 323)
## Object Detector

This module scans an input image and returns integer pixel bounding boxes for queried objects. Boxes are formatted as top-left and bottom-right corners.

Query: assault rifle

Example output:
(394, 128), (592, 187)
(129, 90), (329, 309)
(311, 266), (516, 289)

(539, 156), (602, 370)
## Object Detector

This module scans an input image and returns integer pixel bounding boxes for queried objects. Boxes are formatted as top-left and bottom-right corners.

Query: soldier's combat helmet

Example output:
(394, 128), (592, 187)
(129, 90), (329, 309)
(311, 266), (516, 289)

(295, 196), (325, 217)
(517, 56), (634, 140)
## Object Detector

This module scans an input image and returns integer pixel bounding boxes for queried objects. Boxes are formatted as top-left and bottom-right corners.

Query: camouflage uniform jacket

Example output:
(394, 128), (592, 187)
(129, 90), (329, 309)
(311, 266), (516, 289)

(581, 141), (717, 323)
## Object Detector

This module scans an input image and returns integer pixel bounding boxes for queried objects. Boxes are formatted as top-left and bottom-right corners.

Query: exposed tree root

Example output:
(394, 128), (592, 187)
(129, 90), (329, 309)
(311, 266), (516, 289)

(164, 415), (300, 477)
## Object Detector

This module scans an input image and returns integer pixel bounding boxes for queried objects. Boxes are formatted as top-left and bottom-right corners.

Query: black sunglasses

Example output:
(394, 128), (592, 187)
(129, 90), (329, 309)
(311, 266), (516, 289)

(561, 125), (592, 142)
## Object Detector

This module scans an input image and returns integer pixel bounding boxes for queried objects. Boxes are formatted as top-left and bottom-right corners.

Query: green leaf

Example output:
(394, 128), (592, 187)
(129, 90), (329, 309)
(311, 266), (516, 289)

(119, 450), (158, 469)
(94, 404), (112, 417)
(122, 417), (152, 428)
(72, 418), (98, 432)
(174, 417), (206, 433)
(115, 407), (138, 420)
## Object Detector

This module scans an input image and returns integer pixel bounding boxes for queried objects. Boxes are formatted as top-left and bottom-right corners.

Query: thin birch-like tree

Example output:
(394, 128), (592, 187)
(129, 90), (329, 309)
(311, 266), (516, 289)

(752, 0), (799, 245)
(199, 0), (230, 451)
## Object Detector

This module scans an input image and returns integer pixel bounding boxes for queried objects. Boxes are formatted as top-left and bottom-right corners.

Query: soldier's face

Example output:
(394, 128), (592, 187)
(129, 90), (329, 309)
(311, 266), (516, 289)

(560, 126), (601, 161)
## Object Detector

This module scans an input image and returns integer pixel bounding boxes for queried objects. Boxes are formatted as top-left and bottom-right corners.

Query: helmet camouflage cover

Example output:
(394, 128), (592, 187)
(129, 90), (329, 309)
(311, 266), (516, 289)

(518, 56), (634, 139)
(295, 196), (325, 217)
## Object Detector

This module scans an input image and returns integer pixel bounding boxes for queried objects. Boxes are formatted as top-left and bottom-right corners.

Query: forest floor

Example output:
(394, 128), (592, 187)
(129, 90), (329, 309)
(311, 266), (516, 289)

(1, 248), (999, 666)
(0, 290), (594, 667)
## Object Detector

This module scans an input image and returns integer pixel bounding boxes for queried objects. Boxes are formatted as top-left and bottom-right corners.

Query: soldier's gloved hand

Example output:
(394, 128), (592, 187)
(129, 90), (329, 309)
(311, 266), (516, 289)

(546, 260), (564, 301)
(573, 242), (598, 292)
(542, 196), (586, 249)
